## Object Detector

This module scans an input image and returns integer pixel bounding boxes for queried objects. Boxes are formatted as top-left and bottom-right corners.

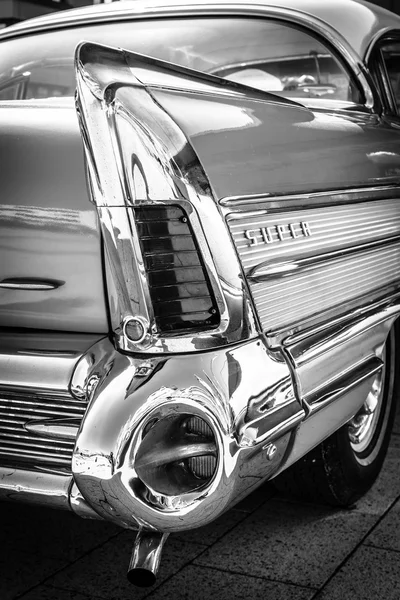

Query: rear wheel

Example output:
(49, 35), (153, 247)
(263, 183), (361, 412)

(274, 324), (398, 506)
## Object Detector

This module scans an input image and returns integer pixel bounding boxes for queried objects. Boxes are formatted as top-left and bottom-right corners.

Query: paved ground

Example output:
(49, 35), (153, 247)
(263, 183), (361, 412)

(2, 406), (400, 600)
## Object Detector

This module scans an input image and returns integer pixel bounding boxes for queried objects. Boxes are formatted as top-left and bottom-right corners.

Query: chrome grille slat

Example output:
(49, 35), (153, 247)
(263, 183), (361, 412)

(0, 441), (73, 455)
(0, 431), (74, 447)
(0, 418), (24, 426)
(0, 387), (86, 470)
(0, 395), (84, 408)
(0, 407), (83, 419)
(0, 447), (72, 465)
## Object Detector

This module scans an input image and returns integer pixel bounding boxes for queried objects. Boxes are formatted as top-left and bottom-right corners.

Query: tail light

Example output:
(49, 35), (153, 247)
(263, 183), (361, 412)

(134, 205), (219, 333)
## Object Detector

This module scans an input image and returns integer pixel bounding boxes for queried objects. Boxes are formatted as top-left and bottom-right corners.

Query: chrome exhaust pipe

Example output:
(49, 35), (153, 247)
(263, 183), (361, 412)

(127, 530), (169, 587)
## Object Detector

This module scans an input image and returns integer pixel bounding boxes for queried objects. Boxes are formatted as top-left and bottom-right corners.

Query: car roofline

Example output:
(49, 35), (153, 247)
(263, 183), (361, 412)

(1, 0), (400, 60)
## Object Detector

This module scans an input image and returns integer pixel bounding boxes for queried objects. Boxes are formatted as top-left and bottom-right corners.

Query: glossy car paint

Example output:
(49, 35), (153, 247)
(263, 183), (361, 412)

(153, 89), (400, 199)
(0, 99), (108, 332)
(1, 1), (400, 332)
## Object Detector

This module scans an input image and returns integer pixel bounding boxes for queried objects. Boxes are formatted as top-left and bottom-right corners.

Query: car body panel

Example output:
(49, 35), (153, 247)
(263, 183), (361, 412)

(0, 100), (108, 332)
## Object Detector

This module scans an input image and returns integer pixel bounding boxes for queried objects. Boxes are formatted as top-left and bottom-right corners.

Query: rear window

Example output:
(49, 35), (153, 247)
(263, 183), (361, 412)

(0, 17), (362, 106)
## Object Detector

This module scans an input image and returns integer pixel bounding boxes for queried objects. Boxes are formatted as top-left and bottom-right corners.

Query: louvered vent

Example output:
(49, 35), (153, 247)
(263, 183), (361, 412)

(135, 205), (219, 333)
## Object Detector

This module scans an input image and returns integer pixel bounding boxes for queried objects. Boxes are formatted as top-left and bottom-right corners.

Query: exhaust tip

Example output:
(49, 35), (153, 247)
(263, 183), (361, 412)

(127, 567), (156, 588)
(127, 530), (169, 587)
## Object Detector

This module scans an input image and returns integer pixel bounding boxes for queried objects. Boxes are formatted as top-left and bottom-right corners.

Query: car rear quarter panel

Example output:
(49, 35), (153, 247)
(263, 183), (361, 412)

(0, 102), (109, 333)
(151, 89), (400, 199)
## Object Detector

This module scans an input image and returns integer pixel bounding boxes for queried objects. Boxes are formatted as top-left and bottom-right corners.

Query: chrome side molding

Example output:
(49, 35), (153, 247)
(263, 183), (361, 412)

(0, 278), (63, 290)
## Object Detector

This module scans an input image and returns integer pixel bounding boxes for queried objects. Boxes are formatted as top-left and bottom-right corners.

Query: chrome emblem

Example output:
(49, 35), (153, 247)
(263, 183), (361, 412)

(244, 221), (312, 246)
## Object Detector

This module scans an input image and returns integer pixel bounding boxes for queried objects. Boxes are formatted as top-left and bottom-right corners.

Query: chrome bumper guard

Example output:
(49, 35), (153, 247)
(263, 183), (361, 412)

(72, 336), (302, 532)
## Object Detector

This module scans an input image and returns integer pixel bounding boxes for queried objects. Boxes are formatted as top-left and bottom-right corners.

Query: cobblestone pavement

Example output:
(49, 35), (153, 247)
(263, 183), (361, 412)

(2, 406), (400, 600)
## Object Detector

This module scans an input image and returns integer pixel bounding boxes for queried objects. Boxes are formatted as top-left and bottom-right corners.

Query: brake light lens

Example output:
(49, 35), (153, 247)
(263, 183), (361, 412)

(135, 205), (219, 333)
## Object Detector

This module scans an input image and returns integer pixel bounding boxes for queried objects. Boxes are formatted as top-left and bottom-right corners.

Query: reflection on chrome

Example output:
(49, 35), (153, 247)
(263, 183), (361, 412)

(75, 42), (257, 354)
(71, 336), (302, 531)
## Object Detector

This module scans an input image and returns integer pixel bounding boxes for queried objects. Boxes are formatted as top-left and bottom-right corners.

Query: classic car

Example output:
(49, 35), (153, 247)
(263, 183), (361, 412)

(1, 0), (400, 587)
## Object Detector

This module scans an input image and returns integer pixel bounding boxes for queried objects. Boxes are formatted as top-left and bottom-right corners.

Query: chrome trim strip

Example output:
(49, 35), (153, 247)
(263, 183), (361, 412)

(267, 284), (400, 347)
(364, 29), (400, 63)
(221, 184), (400, 208)
(274, 310), (397, 473)
(248, 235), (400, 282)
(0, 0), (391, 47)
(304, 356), (383, 413)
(0, 466), (72, 510)
(0, 279), (62, 291)
(287, 300), (400, 362)
(238, 405), (304, 448)
(283, 302), (398, 436)
(273, 374), (380, 474)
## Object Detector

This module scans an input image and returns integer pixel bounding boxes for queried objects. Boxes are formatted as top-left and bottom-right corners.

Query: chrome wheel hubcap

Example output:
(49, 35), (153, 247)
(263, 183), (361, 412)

(348, 351), (386, 454)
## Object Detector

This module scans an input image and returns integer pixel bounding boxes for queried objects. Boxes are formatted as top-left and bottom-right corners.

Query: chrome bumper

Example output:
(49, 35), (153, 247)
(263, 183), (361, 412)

(0, 299), (398, 531)
(72, 336), (302, 531)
